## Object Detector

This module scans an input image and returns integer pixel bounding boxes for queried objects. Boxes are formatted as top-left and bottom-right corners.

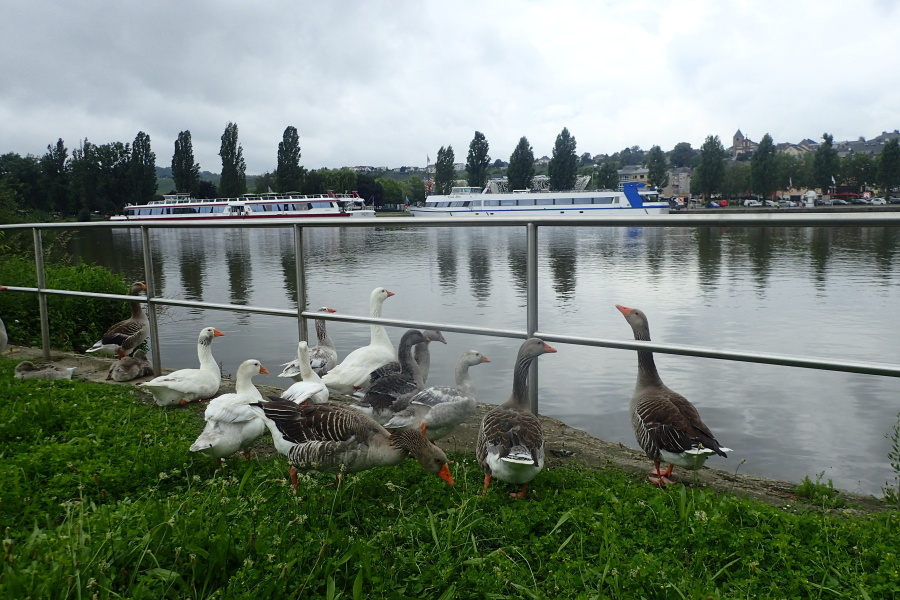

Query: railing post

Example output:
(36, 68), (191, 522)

(140, 226), (162, 375)
(294, 224), (308, 343)
(526, 222), (539, 414)
(32, 228), (51, 361)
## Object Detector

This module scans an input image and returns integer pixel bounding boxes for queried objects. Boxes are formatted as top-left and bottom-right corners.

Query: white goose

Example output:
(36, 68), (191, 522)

(477, 338), (556, 499)
(189, 359), (269, 466)
(106, 349), (154, 382)
(85, 281), (149, 357)
(280, 307), (339, 380)
(320, 287), (396, 394)
(617, 304), (731, 485)
(254, 398), (455, 490)
(279, 341), (330, 405)
(383, 349), (490, 441)
(139, 327), (225, 406)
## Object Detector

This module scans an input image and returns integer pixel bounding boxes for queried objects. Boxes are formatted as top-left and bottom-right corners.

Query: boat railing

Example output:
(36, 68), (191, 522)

(2, 211), (900, 413)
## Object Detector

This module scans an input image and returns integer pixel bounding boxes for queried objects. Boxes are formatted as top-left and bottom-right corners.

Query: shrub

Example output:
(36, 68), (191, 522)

(0, 256), (136, 351)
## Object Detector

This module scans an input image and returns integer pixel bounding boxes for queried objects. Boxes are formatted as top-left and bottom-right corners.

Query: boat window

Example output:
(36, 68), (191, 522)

(500, 199), (517, 206)
(536, 198), (554, 206)
(594, 197), (614, 204)
(555, 198), (574, 205)
(517, 198), (536, 206)
(211, 205), (225, 213)
(435, 202), (450, 207)
(483, 200), (500, 206)
(449, 201), (465, 207)
(173, 207), (197, 214)
(310, 201), (332, 209)
(573, 198), (592, 205)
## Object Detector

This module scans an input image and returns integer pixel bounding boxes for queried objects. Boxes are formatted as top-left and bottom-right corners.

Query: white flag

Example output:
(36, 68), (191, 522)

(831, 175), (836, 185)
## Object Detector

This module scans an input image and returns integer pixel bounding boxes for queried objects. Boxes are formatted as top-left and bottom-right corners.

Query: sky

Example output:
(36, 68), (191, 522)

(2, 0), (899, 175)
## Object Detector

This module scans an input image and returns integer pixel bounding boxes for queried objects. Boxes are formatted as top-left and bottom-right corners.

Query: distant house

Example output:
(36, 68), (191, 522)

(661, 167), (692, 197)
(617, 165), (648, 190)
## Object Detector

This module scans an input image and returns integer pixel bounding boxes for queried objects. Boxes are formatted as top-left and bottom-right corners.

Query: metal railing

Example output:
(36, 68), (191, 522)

(3, 210), (900, 413)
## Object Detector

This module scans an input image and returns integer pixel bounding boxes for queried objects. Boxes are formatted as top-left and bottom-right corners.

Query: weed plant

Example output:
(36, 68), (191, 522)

(794, 472), (846, 509)
(1, 356), (899, 599)
(0, 256), (134, 351)
(886, 412), (900, 509)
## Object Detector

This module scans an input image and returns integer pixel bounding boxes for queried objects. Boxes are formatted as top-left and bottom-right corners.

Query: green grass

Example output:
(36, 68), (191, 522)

(1, 355), (899, 599)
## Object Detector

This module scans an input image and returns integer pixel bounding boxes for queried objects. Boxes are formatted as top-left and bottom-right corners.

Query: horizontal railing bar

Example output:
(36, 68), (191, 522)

(536, 332), (900, 378)
(144, 297), (298, 318)
(1, 286), (147, 303)
(3, 211), (900, 231)
(298, 312), (529, 341)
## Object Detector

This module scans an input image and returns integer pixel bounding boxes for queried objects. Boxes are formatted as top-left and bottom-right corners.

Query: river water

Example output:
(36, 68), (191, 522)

(69, 224), (900, 496)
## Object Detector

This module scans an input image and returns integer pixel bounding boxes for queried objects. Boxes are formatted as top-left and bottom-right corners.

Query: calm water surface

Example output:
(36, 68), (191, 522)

(69, 224), (900, 496)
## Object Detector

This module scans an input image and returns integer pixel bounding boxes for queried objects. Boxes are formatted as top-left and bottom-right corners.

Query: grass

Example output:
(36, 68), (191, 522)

(1, 356), (899, 599)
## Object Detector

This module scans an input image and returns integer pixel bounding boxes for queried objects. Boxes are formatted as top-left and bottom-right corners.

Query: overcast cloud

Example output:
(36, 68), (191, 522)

(2, 0), (899, 174)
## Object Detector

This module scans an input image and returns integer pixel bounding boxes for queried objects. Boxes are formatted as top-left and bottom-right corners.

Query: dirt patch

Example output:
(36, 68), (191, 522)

(9, 345), (888, 513)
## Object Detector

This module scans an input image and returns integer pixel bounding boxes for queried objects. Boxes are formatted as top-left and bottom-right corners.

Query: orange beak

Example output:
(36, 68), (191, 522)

(326, 308), (337, 313)
(139, 283), (147, 290)
(616, 304), (633, 316)
(437, 463), (455, 486)
(259, 365), (269, 375)
(213, 329), (225, 337)
(481, 355), (491, 363)
(543, 343), (557, 353)
(386, 290), (395, 297)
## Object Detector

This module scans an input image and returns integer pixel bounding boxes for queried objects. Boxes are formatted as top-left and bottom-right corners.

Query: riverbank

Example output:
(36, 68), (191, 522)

(8, 344), (890, 512)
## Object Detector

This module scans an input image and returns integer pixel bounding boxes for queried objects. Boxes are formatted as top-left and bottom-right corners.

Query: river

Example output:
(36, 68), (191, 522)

(68, 223), (900, 496)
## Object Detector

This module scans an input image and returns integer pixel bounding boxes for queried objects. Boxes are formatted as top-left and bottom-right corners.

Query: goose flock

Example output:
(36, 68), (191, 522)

(6, 283), (732, 497)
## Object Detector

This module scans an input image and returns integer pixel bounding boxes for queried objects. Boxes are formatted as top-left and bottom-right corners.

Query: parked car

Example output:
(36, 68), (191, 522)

(763, 200), (778, 207)
(851, 198), (869, 205)
(831, 198), (849, 205)
(743, 199), (762, 207)
(777, 199), (798, 207)
(871, 198), (887, 205)
(889, 197), (900, 204)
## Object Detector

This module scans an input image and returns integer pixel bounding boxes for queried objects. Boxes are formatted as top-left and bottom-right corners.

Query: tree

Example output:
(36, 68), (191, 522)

(813, 133), (839, 193)
(171, 130), (200, 196)
(841, 152), (876, 192)
(721, 161), (751, 199)
(129, 131), (156, 207)
(196, 180), (217, 199)
(646, 145), (669, 190)
(276, 125), (304, 192)
(749, 133), (777, 202)
(405, 176), (426, 204)
(376, 177), (406, 205)
(878, 138), (900, 198)
(40, 139), (69, 213)
(595, 161), (619, 190)
(218, 122), (247, 198)
(254, 172), (275, 194)
(434, 145), (455, 195)
(0, 153), (42, 212)
(465, 131), (491, 189)
(669, 142), (695, 168)
(507, 136), (535, 191)
(692, 135), (726, 201)
(548, 127), (577, 191)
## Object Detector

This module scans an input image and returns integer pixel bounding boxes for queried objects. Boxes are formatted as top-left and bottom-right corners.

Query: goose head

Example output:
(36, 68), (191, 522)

(198, 327), (225, 346)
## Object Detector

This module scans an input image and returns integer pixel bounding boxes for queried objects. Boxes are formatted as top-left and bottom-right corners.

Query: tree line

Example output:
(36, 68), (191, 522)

(4, 124), (900, 222)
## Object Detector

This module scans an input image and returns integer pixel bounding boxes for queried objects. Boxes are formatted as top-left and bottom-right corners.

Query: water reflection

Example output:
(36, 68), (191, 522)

(467, 228), (492, 304)
(695, 228), (722, 292)
(436, 229), (457, 293)
(546, 228), (577, 301)
(506, 230), (527, 297)
(177, 230), (207, 301)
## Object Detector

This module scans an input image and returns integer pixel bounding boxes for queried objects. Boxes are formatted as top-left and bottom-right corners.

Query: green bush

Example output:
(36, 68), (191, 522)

(0, 256), (135, 351)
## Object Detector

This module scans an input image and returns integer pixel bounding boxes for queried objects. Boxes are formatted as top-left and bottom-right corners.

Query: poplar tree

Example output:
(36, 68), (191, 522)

(507, 136), (535, 191)
(646, 145), (669, 190)
(465, 131), (491, 189)
(172, 130), (200, 196)
(548, 127), (577, 190)
(750, 133), (777, 203)
(813, 133), (839, 193)
(434, 145), (455, 195)
(129, 131), (156, 206)
(276, 125), (304, 192)
(219, 122), (247, 198)
(878, 138), (900, 199)
(693, 135), (726, 201)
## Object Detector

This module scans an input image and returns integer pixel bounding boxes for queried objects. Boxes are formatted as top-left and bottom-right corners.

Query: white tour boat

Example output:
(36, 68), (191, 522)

(409, 179), (668, 218)
(110, 190), (375, 222)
